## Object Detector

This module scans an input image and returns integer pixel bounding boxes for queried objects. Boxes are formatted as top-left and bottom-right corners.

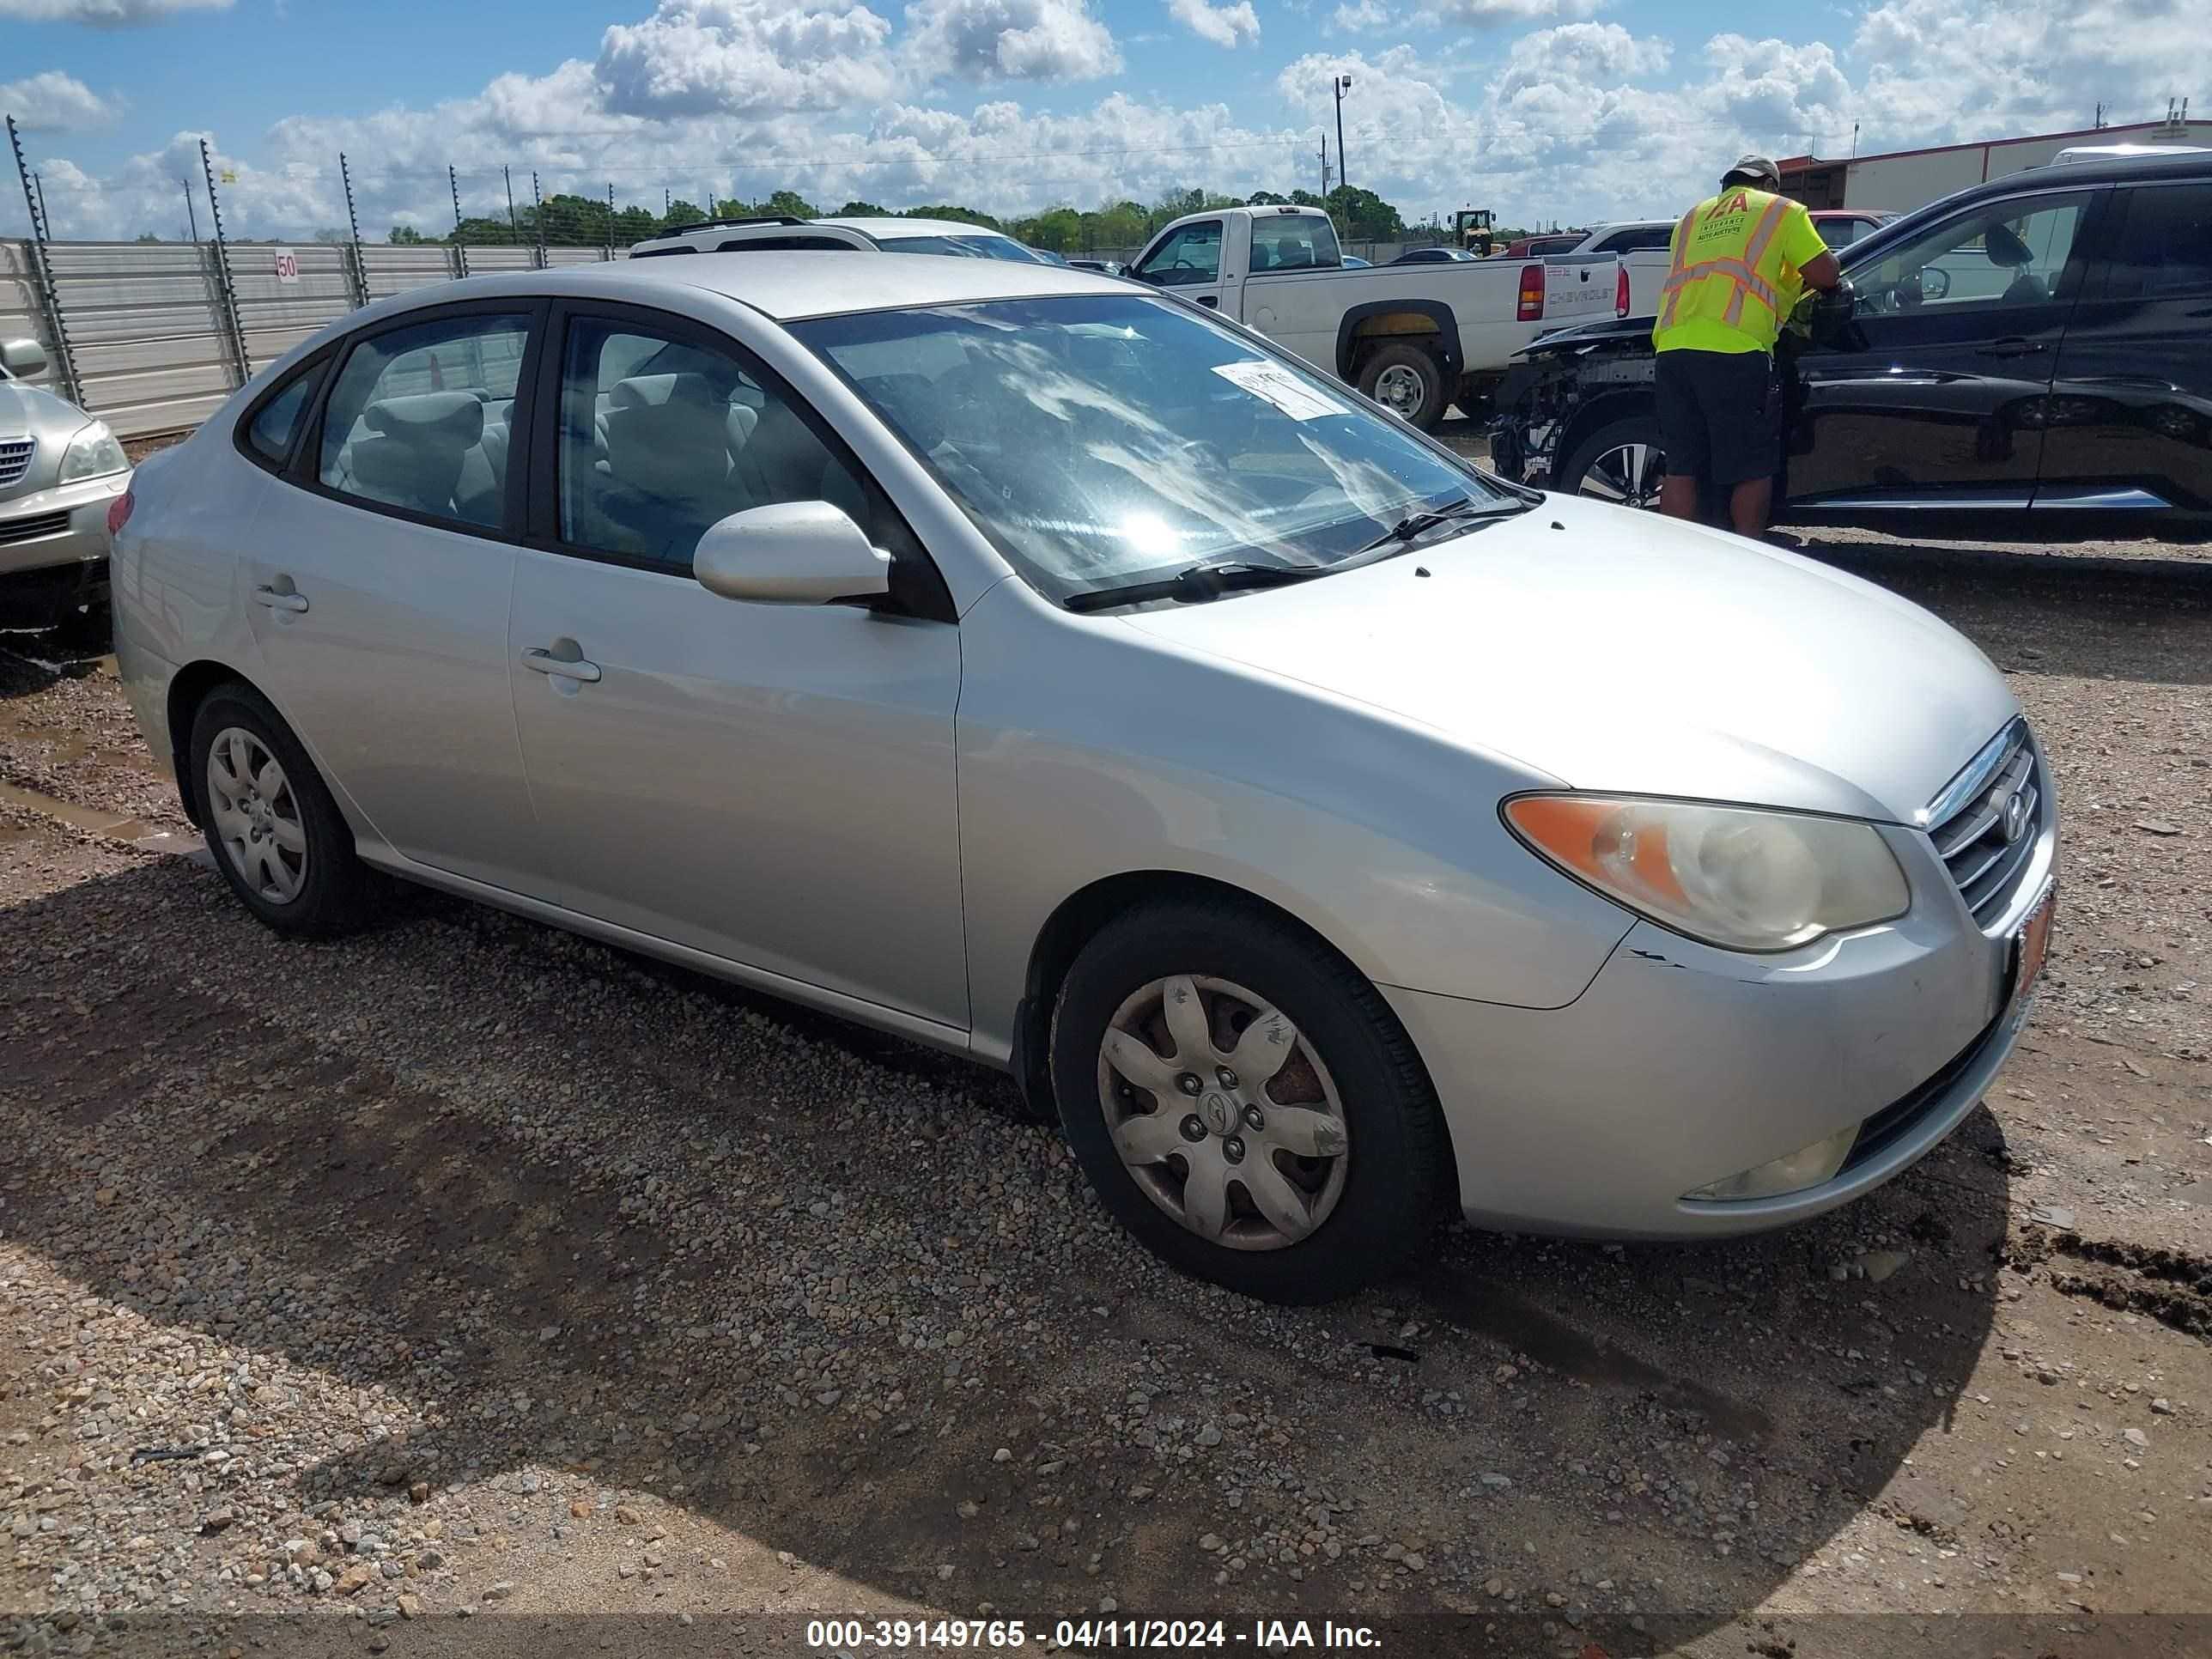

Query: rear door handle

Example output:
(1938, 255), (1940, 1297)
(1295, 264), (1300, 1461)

(1978, 337), (2045, 358)
(251, 583), (308, 613)
(522, 647), (601, 684)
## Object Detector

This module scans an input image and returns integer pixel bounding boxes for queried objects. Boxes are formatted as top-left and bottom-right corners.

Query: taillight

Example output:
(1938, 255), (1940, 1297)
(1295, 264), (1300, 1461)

(1516, 263), (1545, 322)
(1616, 263), (1631, 317)
(106, 487), (134, 538)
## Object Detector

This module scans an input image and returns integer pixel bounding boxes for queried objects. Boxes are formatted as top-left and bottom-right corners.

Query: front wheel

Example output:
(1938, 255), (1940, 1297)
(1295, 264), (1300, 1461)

(1049, 900), (1448, 1304)
(1557, 414), (1666, 509)
(1356, 342), (1449, 430)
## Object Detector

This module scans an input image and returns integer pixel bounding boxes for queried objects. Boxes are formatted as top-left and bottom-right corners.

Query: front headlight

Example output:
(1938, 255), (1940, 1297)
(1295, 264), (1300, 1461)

(1504, 793), (1909, 952)
(59, 421), (128, 484)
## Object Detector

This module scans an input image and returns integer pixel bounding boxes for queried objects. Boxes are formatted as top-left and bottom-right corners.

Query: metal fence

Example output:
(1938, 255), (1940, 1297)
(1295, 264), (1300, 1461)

(0, 235), (620, 440)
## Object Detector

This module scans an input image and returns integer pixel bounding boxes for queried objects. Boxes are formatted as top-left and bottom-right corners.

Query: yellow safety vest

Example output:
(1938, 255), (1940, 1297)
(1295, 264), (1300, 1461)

(1652, 188), (1800, 355)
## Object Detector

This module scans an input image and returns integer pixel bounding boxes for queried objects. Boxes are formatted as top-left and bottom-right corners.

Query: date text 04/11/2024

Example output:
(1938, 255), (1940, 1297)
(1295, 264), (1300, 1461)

(805, 1620), (1382, 1649)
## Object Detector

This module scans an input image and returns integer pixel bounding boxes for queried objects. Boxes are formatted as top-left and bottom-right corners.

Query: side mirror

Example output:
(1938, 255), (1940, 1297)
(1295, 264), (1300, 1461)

(1809, 281), (1856, 340)
(1, 337), (48, 379)
(693, 501), (891, 606)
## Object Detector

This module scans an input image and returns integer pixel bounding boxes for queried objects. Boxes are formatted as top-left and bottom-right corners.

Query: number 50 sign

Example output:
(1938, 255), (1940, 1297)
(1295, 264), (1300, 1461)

(273, 248), (300, 284)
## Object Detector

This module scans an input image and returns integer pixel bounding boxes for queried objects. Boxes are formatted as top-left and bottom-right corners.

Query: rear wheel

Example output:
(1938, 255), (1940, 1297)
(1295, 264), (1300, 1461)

(1356, 342), (1449, 430)
(1558, 414), (1666, 509)
(189, 684), (374, 938)
(1049, 900), (1447, 1304)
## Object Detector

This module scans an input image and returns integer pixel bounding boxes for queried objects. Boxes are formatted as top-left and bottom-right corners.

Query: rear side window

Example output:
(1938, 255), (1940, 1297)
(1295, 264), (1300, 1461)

(2102, 184), (2212, 299)
(1250, 216), (1341, 272)
(316, 312), (532, 531)
(245, 367), (321, 465)
(1597, 226), (1674, 252)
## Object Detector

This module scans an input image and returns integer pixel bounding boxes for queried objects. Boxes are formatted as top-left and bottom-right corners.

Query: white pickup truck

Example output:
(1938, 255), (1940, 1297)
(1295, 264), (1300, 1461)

(1127, 205), (1624, 428)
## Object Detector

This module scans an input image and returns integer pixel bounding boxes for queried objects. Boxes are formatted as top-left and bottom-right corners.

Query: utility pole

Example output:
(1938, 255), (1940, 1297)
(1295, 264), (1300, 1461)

(605, 181), (615, 258)
(504, 166), (519, 243)
(1331, 74), (1352, 201)
(338, 151), (368, 307)
(1849, 122), (1859, 160)
(179, 178), (200, 245)
(531, 169), (544, 262)
(1318, 135), (1331, 198)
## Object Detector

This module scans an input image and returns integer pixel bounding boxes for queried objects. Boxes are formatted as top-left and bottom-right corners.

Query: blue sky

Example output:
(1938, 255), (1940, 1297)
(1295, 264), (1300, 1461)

(0, 0), (2194, 239)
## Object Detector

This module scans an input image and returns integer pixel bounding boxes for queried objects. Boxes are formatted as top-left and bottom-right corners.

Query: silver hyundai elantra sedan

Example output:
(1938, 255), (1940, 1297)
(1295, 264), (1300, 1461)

(109, 253), (2057, 1304)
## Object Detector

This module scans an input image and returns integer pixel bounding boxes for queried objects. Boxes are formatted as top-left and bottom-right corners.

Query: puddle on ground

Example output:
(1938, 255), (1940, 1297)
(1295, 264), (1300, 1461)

(0, 777), (155, 842)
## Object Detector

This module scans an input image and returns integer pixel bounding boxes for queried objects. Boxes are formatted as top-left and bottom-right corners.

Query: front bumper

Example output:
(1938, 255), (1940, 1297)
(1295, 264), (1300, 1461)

(1388, 805), (2055, 1239)
(0, 471), (128, 578)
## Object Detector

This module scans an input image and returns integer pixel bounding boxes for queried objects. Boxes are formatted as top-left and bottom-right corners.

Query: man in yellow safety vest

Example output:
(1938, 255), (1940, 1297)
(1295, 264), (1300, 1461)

(1652, 155), (1841, 534)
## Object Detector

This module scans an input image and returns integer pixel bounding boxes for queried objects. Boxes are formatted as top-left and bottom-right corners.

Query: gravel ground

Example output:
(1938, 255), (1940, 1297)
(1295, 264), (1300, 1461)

(3, 532), (2210, 1659)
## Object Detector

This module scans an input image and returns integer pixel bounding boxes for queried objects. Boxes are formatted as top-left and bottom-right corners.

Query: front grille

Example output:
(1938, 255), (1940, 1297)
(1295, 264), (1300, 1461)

(1840, 1012), (2002, 1173)
(1925, 720), (2044, 926)
(0, 509), (70, 545)
(0, 437), (34, 491)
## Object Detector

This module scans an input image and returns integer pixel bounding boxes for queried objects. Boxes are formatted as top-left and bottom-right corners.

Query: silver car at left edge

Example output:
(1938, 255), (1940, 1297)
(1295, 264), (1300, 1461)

(106, 252), (2057, 1304)
(1, 337), (132, 623)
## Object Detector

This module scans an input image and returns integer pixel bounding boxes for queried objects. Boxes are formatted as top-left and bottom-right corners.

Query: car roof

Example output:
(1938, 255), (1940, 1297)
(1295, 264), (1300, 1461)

(812, 216), (1017, 240)
(362, 250), (1126, 327)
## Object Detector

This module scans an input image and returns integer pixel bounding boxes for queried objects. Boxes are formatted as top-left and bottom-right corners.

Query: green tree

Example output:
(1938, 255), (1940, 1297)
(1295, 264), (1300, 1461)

(387, 224), (428, 245)
(311, 227), (349, 244)
(1325, 185), (1403, 240)
(134, 230), (163, 244)
(902, 203), (1000, 229)
(665, 198), (709, 230)
(447, 215), (517, 246)
(837, 199), (890, 217)
(763, 188), (821, 219)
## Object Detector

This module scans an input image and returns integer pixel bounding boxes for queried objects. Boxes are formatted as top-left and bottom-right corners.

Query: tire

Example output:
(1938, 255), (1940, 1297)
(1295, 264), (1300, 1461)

(1557, 413), (1667, 510)
(1356, 342), (1449, 430)
(1048, 899), (1448, 1304)
(188, 683), (374, 938)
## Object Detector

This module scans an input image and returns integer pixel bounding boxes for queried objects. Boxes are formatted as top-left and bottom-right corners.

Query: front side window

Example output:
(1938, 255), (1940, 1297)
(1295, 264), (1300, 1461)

(795, 294), (1519, 604)
(318, 313), (530, 529)
(1598, 227), (1674, 253)
(1250, 216), (1340, 273)
(1135, 222), (1223, 287)
(1851, 191), (2091, 315)
(555, 317), (872, 572)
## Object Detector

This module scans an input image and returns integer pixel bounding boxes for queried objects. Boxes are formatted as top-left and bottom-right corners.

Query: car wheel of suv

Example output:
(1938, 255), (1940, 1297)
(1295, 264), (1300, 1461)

(1559, 415), (1667, 509)
(190, 684), (373, 938)
(1357, 343), (1449, 429)
(1049, 899), (1447, 1304)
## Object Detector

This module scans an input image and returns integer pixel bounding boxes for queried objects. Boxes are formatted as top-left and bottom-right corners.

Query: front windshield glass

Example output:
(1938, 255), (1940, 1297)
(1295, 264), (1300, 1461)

(793, 294), (1513, 601)
(882, 233), (1047, 264)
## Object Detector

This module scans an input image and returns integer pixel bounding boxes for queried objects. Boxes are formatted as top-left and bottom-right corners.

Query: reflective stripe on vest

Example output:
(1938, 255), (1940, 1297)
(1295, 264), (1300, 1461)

(1656, 193), (1791, 335)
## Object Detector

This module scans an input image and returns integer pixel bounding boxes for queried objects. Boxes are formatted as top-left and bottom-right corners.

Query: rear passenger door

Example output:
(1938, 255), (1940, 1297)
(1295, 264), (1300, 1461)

(504, 301), (968, 1030)
(2036, 179), (2212, 512)
(242, 301), (542, 890)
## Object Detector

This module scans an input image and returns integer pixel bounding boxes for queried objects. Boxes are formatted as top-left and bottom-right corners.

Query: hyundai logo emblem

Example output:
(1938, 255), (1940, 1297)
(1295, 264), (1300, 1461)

(2000, 790), (2031, 845)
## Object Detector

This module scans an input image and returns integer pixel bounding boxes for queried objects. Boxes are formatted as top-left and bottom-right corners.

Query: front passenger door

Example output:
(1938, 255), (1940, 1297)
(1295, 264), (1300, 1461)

(1133, 220), (1225, 311)
(505, 303), (969, 1031)
(1784, 189), (2098, 507)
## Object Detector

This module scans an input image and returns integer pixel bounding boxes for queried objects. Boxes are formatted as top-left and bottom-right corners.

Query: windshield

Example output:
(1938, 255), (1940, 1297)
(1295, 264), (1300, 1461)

(793, 294), (1516, 602)
(881, 233), (1048, 264)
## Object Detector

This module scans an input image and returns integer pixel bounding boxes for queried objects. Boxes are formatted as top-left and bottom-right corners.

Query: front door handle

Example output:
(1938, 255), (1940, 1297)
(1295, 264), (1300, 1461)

(1197, 295), (1219, 308)
(252, 583), (308, 613)
(1978, 337), (2045, 358)
(522, 646), (601, 684)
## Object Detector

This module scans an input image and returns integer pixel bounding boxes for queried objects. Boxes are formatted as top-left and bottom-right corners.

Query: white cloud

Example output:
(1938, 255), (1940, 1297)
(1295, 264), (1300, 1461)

(5, 0), (2196, 246)
(596, 0), (897, 117)
(1167, 0), (1259, 49)
(1326, 0), (1394, 32)
(0, 70), (118, 131)
(1421, 0), (1601, 25)
(902, 0), (1121, 81)
(0, 0), (227, 21)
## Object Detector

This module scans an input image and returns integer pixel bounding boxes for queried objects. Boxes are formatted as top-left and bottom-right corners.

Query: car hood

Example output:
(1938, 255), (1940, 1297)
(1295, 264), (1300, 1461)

(1118, 500), (2017, 823)
(0, 378), (93, 441)
(1515, 314), (1656, 359)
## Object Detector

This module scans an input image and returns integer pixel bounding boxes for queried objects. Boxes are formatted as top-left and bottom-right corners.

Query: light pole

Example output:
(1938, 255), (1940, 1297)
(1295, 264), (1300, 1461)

(1331, 75), (1352, 203)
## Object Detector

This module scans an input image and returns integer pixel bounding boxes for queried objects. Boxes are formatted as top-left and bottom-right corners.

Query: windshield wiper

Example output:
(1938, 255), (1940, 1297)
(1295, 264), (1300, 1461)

(1063, 559), (1330, 613)
(1355, 494), (1520, 556)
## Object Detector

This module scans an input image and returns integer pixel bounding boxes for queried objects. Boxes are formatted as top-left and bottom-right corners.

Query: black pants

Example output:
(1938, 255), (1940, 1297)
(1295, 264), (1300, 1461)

(1655, 348), (1778, 489)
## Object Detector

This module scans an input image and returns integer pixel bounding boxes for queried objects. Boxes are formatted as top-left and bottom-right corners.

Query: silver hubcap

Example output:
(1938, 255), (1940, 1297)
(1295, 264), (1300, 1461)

(206, 727), (308, 904)
(1372, 362), (1427, 417)
(1096, 975), (1350, 1252)
(1577, 441), (1664, 509)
